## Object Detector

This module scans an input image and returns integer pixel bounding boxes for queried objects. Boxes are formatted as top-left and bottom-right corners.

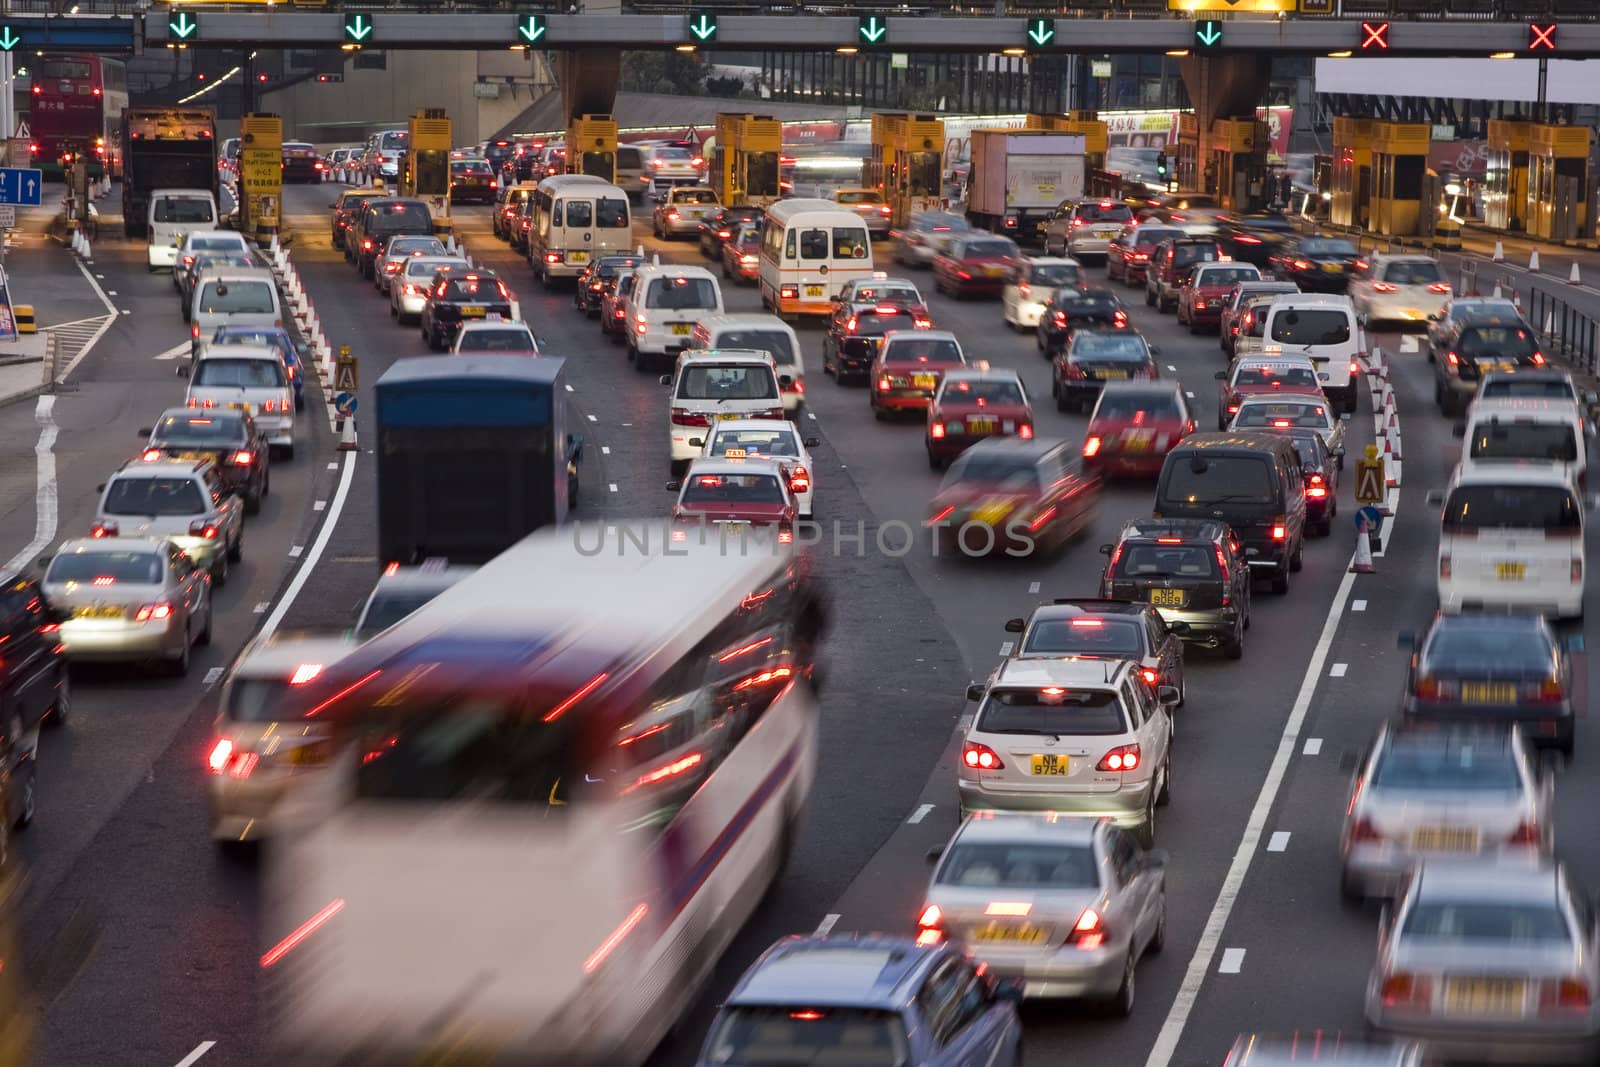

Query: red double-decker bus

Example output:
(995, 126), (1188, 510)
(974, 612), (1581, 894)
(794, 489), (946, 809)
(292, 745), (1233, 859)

(27, 55), (129, 179)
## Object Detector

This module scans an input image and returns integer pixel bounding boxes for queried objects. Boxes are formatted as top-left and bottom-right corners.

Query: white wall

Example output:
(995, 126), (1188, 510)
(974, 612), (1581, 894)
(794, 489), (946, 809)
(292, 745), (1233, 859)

(1314, 58), (1600, 107)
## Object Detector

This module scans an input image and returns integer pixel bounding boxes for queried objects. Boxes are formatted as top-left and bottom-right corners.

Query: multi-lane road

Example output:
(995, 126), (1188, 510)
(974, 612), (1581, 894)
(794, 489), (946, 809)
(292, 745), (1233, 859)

(2, 179), (1593, 1067)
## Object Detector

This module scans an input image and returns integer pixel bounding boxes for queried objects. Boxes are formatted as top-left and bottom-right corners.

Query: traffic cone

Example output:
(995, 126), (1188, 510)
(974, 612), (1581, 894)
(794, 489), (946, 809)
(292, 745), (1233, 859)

(269, 234), (281, 258)
(1546, 311), (1556, 336)
(1350, 516), (1377, 574)
(1388, 457), (1403, 488)
(1529, 249), (1541, 273)
(81, 234), (91, 260)
(339, 414), (359, 451)
(1492, 283), (1503, 298)
(1384, 434), (1402, 463)
(1492, 241), (1505, 263)
(1570, 262), (1582, 285)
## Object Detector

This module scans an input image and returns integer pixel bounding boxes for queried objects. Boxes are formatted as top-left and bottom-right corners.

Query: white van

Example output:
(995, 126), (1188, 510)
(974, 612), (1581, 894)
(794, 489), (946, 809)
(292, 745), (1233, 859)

(759, 198), (874, 320)
(1430, 465), (1587, 619)
(624, 262), (724, 371)
(1261, 293), (1364, 415)
(660, 349), (784, 473)
(189, 272), (284, 356)
(688, 313), (805, 417)
(526, 174), (632, 285)
(1457, 399), (1587, 488)
(147, 189), (220, 270)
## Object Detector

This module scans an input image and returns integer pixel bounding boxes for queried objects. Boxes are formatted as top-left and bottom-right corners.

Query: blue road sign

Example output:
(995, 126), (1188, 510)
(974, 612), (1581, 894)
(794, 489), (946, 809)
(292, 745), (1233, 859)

(1355, 505), (1383, 533)
(334, 392), (357, 417)
(0, 168), (42, 207)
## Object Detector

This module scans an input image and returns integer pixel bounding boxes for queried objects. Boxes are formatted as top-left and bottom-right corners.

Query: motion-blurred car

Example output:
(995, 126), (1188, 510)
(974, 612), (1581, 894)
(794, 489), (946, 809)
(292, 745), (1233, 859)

(280, 142), (322, 183)
(1216, 212), (1296, 267)
(926, 369), (1033, 469)
(1223, 1034), (1423, 1066)
(450, 321), (539, 356)
(667, 459), (798, 534)
(1177, 262), (1263, 333)
(916, 814), (1167, 1010)
(1216, 356), (1322, 432)
(574, 253), (645, 317)
(419, 270), (515, 351)
(1080, 381), (1194, 478)
(821, 302), (924, 383)
(1269, 235), (1362, 292)
(355, 560), (476, 639)
(925, 437), (1100, 557)
(698, 419), (818, 520)
(447, 158), (496, 204)
(652, 187), (720, 240)
(1053, 329), (1158, 413)
(1146, 236), (1225, 313)
(1001, 257), (1084, 331)
(832, 187), (893, 237)
(1098, 517), (1251, 658)
(891, 210), (972, 268)
(1349, 253), (1453, 327)
(871, 330), (966, 418)
(389, 255), (469, 324)
(697, 205), (764, 259)
(329, 188), (384, 251)
(1106, 223), (1185, 286)
(1220, 281), (1300, 355)
(1001, 599), (1186, 698)
(208, 325), (306, 411)
(185, 346), (295, 455)
(139, 407), (270, 513)
(1036, 288), (1128, 357)
(932, 235), (1020, 298)
(1427, 297), (1523, 359)
(720, 222), (762, 283)
(1431, 312), (1545, 416)
(92, 458), (243, 583)
(43, 537), (211, 674)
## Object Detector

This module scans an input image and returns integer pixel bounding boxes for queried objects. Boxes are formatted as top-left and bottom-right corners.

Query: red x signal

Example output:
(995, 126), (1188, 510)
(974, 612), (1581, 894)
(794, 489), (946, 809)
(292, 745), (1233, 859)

(1360, 21), (1389, 50)
(1529, 22), (1556, 51)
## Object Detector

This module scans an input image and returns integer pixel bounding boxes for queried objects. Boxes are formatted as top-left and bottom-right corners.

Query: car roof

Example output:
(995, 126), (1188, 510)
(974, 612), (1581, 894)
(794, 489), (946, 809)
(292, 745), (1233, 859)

(1172, 431), (1298, 455)
(54, 536), (175, 557)
(884, 329), (958, 344)
(957, 437), (1062, 460)
(729, 936), (938, 1010)
(1237, 353), (1316, 369)
(1227, 1034), (1421, 1066)
(1266, 293), (1354, 308)
(679, 349), (775, 366)
(699, 313), (797, 332)
(1427, 611), (1548, 636)
(1024, 256), (1080, 267)
(198, 272), (275, 286)
(1373, 253), (1437, 264)
(942, 368), (1022, 385)
(686, 457), (786, 478)
(636, 263), (717, 279)
(372, 563), (477, 594)
(1119, 517), (1229, 541)
(1096, 380), (1180, 398)
(196, 344), (281, 363)
(951, 811), (1102, 848)
(1449, 463), (1576, 488)
(1480, 367), (1572, 383)
(1025, 600), (1151, 623)
(114, 457), (207, 478)
(991, 657), (1132, 688)
(457, 320), (532, 333)
(156, 405), (245, 423)
(1413, 857), (1558, 903)
(711, 419), (799, 435)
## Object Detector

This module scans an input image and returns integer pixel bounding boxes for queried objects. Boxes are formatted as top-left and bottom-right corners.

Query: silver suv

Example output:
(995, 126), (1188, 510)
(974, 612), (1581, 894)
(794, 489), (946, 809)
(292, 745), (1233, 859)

(93, 458), (244, 583)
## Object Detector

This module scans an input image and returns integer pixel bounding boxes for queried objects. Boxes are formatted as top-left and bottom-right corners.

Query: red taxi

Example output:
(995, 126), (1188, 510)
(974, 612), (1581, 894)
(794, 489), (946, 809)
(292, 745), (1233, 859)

(870, 330), (966, 417)
(1177, 263), (1263, 333)
(1082, 381), (1196, 479)
(667, 459), (797, 538)
(720, 223), (762, 284)
(1213, 355), (1323, 431)
(925, 437), (1101, 557)
(1106, 224), (1185, 286)
(931, 235), (1020, 299)
(926, 369), (1034, 469)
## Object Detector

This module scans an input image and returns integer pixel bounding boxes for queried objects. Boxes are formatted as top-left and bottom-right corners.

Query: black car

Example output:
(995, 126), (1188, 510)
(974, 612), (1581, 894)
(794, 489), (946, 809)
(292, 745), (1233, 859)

(1003, 598), (1186, 702)
(821, 302), (923, 383)
(281, 142), (322, 184)
(1036, 287), (1128, 356)
(419, 270), (514, 350)
(449, 159), (497, 205)
(348, 198), (435, 279)
(330, 188), (384, 251)
(1432, 312), (1545, 415)
(1398, 613), (1577, 755)
(482, 138), (516, 178)
(139, 408), (271, 514)
(1268, 235), (1362, 293)
(0, 572), (56, 830)
(574, 254), (646, 317)
(698, 206), (764, 259)
(1259, 425), (1338, 536)
(1215, 213), (1296, 267)
(1098, 517), (1252, 659)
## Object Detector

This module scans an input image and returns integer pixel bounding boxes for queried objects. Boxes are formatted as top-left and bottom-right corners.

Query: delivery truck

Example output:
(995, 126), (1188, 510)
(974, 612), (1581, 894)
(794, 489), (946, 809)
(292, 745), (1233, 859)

(964, 129), (1086, 241)
(120, 107), (218, 240)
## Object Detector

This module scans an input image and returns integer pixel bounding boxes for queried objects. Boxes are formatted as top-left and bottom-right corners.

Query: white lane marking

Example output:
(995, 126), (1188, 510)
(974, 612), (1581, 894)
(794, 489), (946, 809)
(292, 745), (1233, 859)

(908, 804), (935, 824)
(565, 383), (574, 392)
(327, 462), (338, 470)
(1166, 364), (1177, 372)
(259, 451), (358, 638)
(1330, 663), (1348, 678)
(253, 602), (268, 614)
(1185, 391), (1195, 399)
(106, 290), (117, 297)
(586, 414), (597, 422)
(120, 309), (132, 315)
(152, 342), (189, 361)
(1303, 738), (1323, 756)
(601, 446), (611, 455)
(1267, 832), (1290, 853)
(1028, 581), (1040, 594)
(2, 397), (59, 576)
(173, 1041), (216, 1067)
(313, 500), (327, 511)
(807, 412), (818, 420)
(608, 483), (618, 493)
(1352, 599), (1367, 611)
(1144, 562), (1361, 1067)
(288, 545), (303, 558)
(815, 913), (841, 936)
(1219, 948), (1246, 974)
(203, 667), (225, 687)
(64, 256), (120, 380)
(999, 641), (1014, 656)
(1399, 335), (1418, 352)
(94, 273), (104, 279)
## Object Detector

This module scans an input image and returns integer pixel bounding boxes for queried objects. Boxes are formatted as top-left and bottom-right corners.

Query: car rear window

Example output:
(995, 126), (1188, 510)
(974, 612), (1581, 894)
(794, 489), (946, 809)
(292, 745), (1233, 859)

(835, 190), (881, 204)
(1425, 624), (1553, 675)
(1401, 902), (1570, 944)
(457, 328), (535, 354)
(387, 237), (444, 256)
(1381, 260), (1443, 285)
(712, 329), (796, 366)
(852, 285), (920, 306)
(368, 202), (432, 231)
(1070, 333), (1146, 361)
(962, 239), (1017, 258)
(406, 257), (466, 279)
(1300, 238), (1357, 256)
(944, 454), (1042, 493)
(1372, 740), (1522, 792)
(1094, 391), (1182, 421)
(1441, 484), (1581, 532)
(939, 842), (1100, 889)
(1236, 363), (1319, 389)
(1269, 308), (1351, 346)
(441, 277), (508, 302)
(1134, 228), (1183, 246)
(1457, 326), (1537, 359)
(451, 161), (492, 175)
(357, 590), (444, 639)
(673, 189), (718, 205)
(194, 255), (255, 274)
(941, 378), (1023, 405)
(197, 281), (275, 315)
(223, 678), (308, 724)
(647, 276), (719, 310)
(851, 310), (916, 337)
(1468, 421), (1578, 463)
(597, 257), (643, 278)
(195, 357), (287, 389)
(704, 1006), (910, 1067)
(1171, 244), (1220, 268)
(153, 413), (244, 443)
(882, 337), (963, 365)
(1233, 400), (1328, 430)
(1030, 264), (1082, 288)
(1074, 203), (1133, 223)
(103, 476), (205, 517)
(153, 198), (214, 224)
(680, 473), (786, 505)
(977, 688), (1127, 736)
(1022, 617), (1143, 656)
(708, 429), (799, 458)
(1478, 378), (1576, 400)
(1196, 266), (1261, 287)
(1116, 542), (1216, 579)
(191, 235), (247, 253)
(1162, 454), (1275, 504)
(1059, 295), (1122, 317)
(678, 365), (778, 401)
(46, 550), (163, 584)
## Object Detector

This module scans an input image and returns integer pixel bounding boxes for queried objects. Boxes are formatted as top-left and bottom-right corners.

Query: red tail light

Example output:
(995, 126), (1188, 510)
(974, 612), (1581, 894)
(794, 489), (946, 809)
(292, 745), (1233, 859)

(1372, 282), (1397, 293)
(362, 239), (373, 251)
(916, 904), (943, 946)
(191, 323), (200, 340)
(930, 422), (946, 439)
(789, 467), (810, 494)
(1141, 668), (1158, 686)
(670, 408), (710, 428)
(1292, 259), (1311, 271)
(1413, 676), (1440, 701)
(1306, 473), (1327, 499)
(1533, 351), (1546, 366)
(665, 210), (679, 220)
(208, 738), (233, 773)
(231, 451), (253, 466)
(780, 285), (799, 300)
(1271, 524), (1286, 540)
(1540, 979), (1591, 1013)
(878, 377), (892, 392)
(1349, 817), (1382, 844)
(1427, 283), (1451, 294)
(1097, 744), (1140, 772)
(1508, 820), (1541, 846)
(1572, 559), (1583, 582)
(962, 741), (1003, 771)
(91, 522), (117, 538)
(1532, 679), (1565, 703)
(1066, 908), (1105, 950)
(1082, 435), (1101, 458)
(134, 602), (174, 622)
(1380, 973), (1432, 1008)
(1017, 423), (1033, 440)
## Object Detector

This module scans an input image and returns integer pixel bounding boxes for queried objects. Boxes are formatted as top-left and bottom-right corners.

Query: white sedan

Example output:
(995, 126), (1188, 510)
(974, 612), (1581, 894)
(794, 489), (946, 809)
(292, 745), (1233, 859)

(450, 320), (540, 356)
(1229, 392), (1346, 466)
(698, 418), (819, 520)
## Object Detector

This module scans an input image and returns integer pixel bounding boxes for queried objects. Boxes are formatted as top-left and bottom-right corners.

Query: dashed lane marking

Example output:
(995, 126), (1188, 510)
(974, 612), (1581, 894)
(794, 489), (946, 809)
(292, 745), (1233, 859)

(152, 342), (189, 361)
(253, 602), (268, 614)
(1267, 832), (1290, 853)
(608, 483), (618, 493)
(1303, 738), (1323, 756)
(1185, 391), (1195, 399)
(565, 383), (574, 392)
(908, 804), (934, 824)
(1219, 948), (1246, 974)
(1028, 581), (1040, 594)
(288, 545), (303, 558)
(1330, 663), (1348, 678)
(601, 446), (611, 455)
(587, 414), (597, 422)
(1166, 364), (1177, 372)
(313, 500), (326, 511)
(327, 462), (338, 470)
(815, 913), (841, 936)
(999, 641), (1014, 656)
(1352, 600), (1367, 611)
(174, 1041), (216, 1067)
(203, 667), (225, 687)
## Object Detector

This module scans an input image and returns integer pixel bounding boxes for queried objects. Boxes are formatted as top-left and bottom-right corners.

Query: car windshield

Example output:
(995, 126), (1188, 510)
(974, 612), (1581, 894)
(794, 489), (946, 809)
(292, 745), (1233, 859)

(1031, 264), (1082, 287)
(1425, 624), (1553, 675)
(962, 239), (1016, 259)
(46, 550), (164, 585)
(1442, 485), (1581, 532)
(440, 277), (507, 302)
(154, 198), (213, 224)
(1300, 238), (1357, 256)
(940, 842), (1101, 889)
(1372, 740), (1523, 791)
(196, 281), (275, 315)
(1401, 902), (1570, 944)
(102, 476), (205, 517)
(1095, 392), (1182, 421)
(883, 338), (963, 365)
(1059, 295), (1121, 317)
(1479, 378), (1576, 400)
(714, 330), (795, 365)
(1269, 308), (1351, 346)
(152, 413), (243, 443)
(193, 358), (286, 388)
(357, 590), (445, 639)
(704, 1006), (910, 1067)
(1458, 326), (1538, 360)
(1236, 363), (1319, 389)
(458, 329), (535, 353)
(709, 429), (799, 458)
(1382, 260), (1443, 285)
(1022, 617), (1143, 656)
(1233, 400), (1329, 430)
(978, 688), (1127, 736)
(388, 238), (445, 257)
(673, 190), (718, 205)
(1075, 203), (1134, 223)
(1071, 334), (1146, 361)
(678, 365), (778, 400)
(945, 454), (1042, 492)
(835, 190), (881, 204)
(1116, 543), (1216, 579)
(647, 276), (718, 310)
(680, 473), (786, 505)
(1163, 455), (1275, 504)
(941, 379), (1024, 405)
(1196, 267), (1261, 287)
(1469, 421), (1578, 463)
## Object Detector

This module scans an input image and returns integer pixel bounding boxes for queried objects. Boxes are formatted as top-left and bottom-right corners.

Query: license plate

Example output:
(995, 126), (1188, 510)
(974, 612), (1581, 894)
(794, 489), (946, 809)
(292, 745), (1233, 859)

(1149, 588), (1186, 607)
(1412, 827), (1479, 852)
(228, 402), (251, 412)
(804, 285), (825, 298)
(913, 374), (936, 389)
(971, 501), (1014, 525)
(1496, 561), (1526, 580)
(1123, 434), (1150, 452)
(1461, 682), (1516, 704)
(1323, 263), (1344, 273)
(968, 418), (997, 433)
(1098, 370), (1128, 380)
(568, 252), (588, 263)
(1030, 754), (1068, 776)
(985, 266), (1004, 277)
(286, 742), (331, 765)
(973, 921), (1046, 944)
(1445, 978), (1526, 1016)
(73, 605), (123, 619)
(716, 412), (743, 421)
(460, 306), (486, 317)
(671, 324), (692, 336)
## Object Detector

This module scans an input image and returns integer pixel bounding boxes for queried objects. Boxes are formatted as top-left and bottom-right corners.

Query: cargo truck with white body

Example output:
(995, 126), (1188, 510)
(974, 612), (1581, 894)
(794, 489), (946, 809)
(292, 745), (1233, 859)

(963, 129), (1086, 241)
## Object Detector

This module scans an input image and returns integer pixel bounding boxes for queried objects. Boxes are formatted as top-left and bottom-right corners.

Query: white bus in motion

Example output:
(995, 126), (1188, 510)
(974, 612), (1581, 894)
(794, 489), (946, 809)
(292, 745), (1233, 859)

(759, 197), (875, 320)
(526, 174), (633, 286)
(262, 525), (828, 1066)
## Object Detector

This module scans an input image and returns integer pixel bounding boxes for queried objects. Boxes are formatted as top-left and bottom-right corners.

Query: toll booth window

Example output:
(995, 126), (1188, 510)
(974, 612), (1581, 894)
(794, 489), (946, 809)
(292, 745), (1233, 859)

(596, 198), (629, 228)
(833, 228), (869, 259)
(564, 200), (593, 227)
(799, 228), (828, 261)
(907, 152), (939, 196)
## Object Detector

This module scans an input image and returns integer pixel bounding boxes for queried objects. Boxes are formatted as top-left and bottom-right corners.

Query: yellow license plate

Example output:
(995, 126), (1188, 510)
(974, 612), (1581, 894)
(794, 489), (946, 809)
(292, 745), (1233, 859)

(716, 412), (742, 421)
(1496, 562), (1526, 580)
(286, 742), (331, 765)
(569, 252), (588, 263)
(972, 502), (1014, 525)
(973, 921), (1046, 944)
(1149, 588), (1186, 607)
(913, 374), (936, 389)
(1413, 827), (1479, 852)
(460, 306), (486, 317)
(1323, 263), (1344, 272)
(1446, 978), (1525, 1015)
(985, 266), (1004, 277)
(73, 605), (123, 619)
(804, 285), (825, 298)
(968, 419), (997, 432)
(1098, 370), (1128, 380)
(1461, 682), (1516, 704)
(671, 324), (692, 336)
(1124, 434), (1150, 452)
(228, 402), (251, 412)
(1030, 754), (1068, 776)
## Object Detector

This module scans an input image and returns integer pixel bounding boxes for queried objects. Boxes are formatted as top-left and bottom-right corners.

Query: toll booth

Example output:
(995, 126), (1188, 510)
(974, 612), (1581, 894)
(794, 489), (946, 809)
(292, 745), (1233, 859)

(238, 112), (283, 244)
(712, 112), (748, 204)
(1369, 121), (1431, 237)
(1025, 111), (1108, 171)
(1174, 112), (1200, 195)
(1484, 118), (1532, 232)
(401, 108), (452, 234)
(568, 113), (619, 185)
(866, 113), (944, 227)
(1528, 123), (1590, 242)
(1331, 116), (1374, 230)
(1209, 118), (1268, 212)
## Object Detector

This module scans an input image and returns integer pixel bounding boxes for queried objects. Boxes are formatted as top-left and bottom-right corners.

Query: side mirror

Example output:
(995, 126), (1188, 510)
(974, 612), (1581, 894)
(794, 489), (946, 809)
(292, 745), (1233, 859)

(95, 483), (105, 493)
(1333, 447), (1346, 459)
(137, 427), (152, 437)
(779, 374), (793, 387)
(1003, 617), (1024, 633)
(687, 437), (704, 448)
(925, 846), (944, 864)
(1585, 391), (1598, 406)
(1167, 620), (1190, 635)
(1451, 423), (1466, 439)
(1424, 490), (1445, 506)
(664, 480), (681, 492)
(1213, 371), (1227, 381)
(965, 683), (985, 703)
(803, 436), (821, 448)
(1157, 684), (1181, 707)
(1098, 543), (1113, 556)
(658, 374), (672, 386)
(1396, 630), (1417, 649)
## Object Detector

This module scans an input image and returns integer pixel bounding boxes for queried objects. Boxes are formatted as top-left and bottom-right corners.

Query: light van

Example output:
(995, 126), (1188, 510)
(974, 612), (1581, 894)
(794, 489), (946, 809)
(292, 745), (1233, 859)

(147, 190), (219, 270)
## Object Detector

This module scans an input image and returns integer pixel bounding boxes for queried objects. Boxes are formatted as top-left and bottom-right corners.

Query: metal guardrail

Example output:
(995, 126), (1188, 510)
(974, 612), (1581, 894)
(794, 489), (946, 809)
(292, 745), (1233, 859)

(1529, 285), (1600, 379)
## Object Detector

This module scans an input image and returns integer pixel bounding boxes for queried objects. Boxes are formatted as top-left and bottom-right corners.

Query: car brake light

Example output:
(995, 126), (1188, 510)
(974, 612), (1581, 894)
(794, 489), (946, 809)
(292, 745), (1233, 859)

(877, 377), (892, 392)
(1439, 554), (1451, 579)
(879, 204), (893, 215)
(780, 285), (798, 300)
(1349, 817), (1383, 844)
(191, 323), (200, 339)
(1141, 668), (1158, 686)
(1017, 423), (1033, 440)
(141, 448), (163, 462)
(134, 602), (174, 622)
(1097, 744), (1140, 772)
(189, 520), (220, 539)
(789, 467), (810, 493)
(208, 738), (233, 773)
(1427, 283), (1451, 294)
(929, 422), (945, 439)
(1572, 559), (1583, 582)
(962, 741), (1003, 771)
(1372, 282), (1397, 293)
(1349, 360), (1361, 376)
(1380, 973), (1431, 1008)
(671, 408), (710, 428)
(1292, 259), (1311, 271)
(1066, 908), (1105, 950)
(1534, 679), (1565, 703)
(917, 904), (943, 945)
(1082, 435), (1101, 458)
(363, 239), (373, 251)
(1532, 351), (1546, 365)
(1508, 819), (1542, 846)
(1271, 523), (1286, 540)
(846, 317), (858, 332)
(232, 450), (253, 466)
(1540, 979), (1591, 1013)
(91, 522), (117, 538)
(1414, 676), (1440, 701)
(1072, 218), (1084, 227)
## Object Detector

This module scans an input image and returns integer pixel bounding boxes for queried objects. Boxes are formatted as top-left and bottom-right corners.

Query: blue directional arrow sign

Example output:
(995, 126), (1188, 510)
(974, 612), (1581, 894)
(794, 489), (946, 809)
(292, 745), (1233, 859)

(688, 11), (718, 42)
(168, 10), (198, 41)
(517, 13), (546, 44)
(334, 392), (357, 417)
(0, 25), (21, 52)
(0, 169), (42, 208)
(1195, 19), (1223, 49)
(857, 15), (887, 44)
(344, 12), (373, 43)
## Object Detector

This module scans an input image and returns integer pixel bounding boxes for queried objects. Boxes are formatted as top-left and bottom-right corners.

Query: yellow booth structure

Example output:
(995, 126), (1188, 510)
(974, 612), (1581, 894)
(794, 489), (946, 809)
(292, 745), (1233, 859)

(1369, 121), (1430, 237)
(567, 113), (618, 184)
(1527, 123), (1590, 242)
(238, 112), (282, 245)
(1330, 116), (1374, 230)
(712, 113), (782, 207)
(867, 112), (944, 227)
(1209, 118), (1267, 211)
(1484, 118), (1532, 232)
(402, 108), (453, 232)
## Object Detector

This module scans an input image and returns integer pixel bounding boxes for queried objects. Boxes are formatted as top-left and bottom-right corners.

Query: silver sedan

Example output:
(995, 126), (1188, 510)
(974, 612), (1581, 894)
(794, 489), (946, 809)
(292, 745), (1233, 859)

(42, 537), (212, 675)
(373, 235), (448, 295)
(917, 813), (1166, 1013)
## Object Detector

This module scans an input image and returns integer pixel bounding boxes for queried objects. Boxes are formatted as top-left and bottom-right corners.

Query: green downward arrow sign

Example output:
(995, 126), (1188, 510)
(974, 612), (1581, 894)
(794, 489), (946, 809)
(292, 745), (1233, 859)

(345, 13), (372, 42)
(1195, 20), (1223, 47)
(0, 26), (20, 51)
(858, 16), (886, 43)
(518, 14), (545, 42)
(1027, 19), (1053, 46)
(168, 12), (196, 40)
(689, 13), (717, 41)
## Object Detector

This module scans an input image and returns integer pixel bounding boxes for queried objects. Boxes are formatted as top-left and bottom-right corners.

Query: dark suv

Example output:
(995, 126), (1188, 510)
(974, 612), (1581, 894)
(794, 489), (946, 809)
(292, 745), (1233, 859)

(1146, 237), (1224, 313)
(139, 408), (271, 515)
(329, 188), (384, 251)
(1098, 517), (1252, 658)
(348, 198), (435, 279)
